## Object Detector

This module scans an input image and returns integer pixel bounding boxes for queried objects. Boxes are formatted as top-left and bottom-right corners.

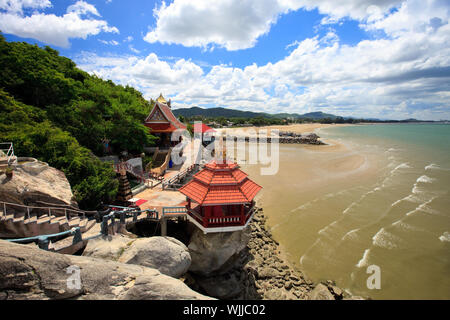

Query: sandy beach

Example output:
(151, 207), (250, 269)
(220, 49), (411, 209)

(216, 123), (352, 135)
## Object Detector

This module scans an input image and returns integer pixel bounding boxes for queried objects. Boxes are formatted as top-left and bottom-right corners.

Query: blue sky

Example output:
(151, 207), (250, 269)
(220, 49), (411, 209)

(1, 0), (449, 120)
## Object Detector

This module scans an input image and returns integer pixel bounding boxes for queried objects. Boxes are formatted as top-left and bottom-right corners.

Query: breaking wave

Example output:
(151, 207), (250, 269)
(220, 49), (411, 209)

(356, 249), (370, 268)
(416, 175), (435, 184)
(372, 228), (402, 249)
(439, 232), (450, 242)
(391, 163), (411, 174)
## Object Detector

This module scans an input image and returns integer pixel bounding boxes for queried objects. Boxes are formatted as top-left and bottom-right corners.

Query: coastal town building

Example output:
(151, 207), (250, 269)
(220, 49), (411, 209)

(144, 93), (186, 148)
(179, 156), (262, 233)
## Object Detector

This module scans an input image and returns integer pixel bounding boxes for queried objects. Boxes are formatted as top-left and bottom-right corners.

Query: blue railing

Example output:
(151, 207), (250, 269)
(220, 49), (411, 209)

(8, 227), (82, 250)
(6, 206), (159, 251)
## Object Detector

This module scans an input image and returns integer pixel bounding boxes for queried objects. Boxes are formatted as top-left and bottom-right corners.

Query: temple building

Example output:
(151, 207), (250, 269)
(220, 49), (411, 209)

(179, 156), (262, 233)
(144, 94), (186, 148)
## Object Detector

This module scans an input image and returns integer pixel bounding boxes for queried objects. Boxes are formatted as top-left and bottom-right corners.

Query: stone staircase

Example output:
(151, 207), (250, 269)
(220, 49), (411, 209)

(0, 210), (96, 239)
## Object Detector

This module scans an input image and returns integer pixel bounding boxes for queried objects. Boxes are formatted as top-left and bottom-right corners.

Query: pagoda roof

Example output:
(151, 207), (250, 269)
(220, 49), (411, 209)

(194, 122), (216, 133)
(145, 101), (186, 133)
(179, 159), (262, 206)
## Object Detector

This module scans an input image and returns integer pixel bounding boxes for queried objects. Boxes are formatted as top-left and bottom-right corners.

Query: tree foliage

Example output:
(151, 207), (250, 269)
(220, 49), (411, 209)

(0, 34), (157, 209)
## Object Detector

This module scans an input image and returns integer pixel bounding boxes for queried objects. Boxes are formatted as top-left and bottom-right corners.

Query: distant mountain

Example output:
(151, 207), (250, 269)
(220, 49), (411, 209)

(172, 107), (339, 120)
(172, 106), (271, 119)
(298, 111), (338, 119)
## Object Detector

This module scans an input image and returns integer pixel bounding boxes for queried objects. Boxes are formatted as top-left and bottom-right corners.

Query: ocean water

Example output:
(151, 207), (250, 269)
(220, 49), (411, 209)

(241, 124), (450, 299)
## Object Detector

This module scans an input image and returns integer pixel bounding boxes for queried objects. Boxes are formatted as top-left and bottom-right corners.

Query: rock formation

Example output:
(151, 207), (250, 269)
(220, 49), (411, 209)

(0, 160), (77, 208)
(185, 209), (359, 300)
(83, 235), (191, 279)
(187, 228), (249, 276)
(0, 240), (210, 300)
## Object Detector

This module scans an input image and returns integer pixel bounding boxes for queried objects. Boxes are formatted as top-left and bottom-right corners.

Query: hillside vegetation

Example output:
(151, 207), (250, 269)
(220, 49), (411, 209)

(0, 35), (156, 209)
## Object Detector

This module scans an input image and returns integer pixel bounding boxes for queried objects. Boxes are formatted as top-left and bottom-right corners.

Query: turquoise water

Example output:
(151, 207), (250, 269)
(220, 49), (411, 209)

(321, 123), (450, 163)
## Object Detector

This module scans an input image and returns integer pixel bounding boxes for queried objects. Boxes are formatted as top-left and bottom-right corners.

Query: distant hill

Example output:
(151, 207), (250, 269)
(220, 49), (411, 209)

(173, 107), (339, 120)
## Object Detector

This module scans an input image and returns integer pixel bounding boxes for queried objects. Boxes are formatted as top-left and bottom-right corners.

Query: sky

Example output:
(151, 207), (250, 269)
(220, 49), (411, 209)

(1, 0), (450, 120)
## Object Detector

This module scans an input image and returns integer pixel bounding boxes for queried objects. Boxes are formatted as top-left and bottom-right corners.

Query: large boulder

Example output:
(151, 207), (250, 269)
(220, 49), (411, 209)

(188, 228), (249, 276)
(83, 235), (191, 278)
(0, 240), (211, 300)
(82, 235), (134, 261)
(194, 272), (242, 299)
(308, 283), (335, 300)
(0, 160), (77, 208)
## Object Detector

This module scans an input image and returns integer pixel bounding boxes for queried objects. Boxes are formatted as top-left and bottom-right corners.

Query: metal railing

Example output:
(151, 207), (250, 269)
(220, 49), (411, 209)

(0, 201), (87, 220)
(162, 206), (187, 217)
(5, 206), (160, 251)
(0, 142), (16, 165)
(8, 227), (82, 250)
(162, 164), (198, 190)
(186, 205), (257, 228)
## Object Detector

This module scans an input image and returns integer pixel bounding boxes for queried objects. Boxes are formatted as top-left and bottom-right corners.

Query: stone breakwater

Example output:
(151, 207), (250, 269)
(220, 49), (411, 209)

(186, 208), (358, 300)
(221, 132), (326, 145)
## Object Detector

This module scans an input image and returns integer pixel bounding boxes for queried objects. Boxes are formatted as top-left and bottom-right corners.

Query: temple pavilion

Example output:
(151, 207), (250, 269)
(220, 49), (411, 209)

(144, 94), (186, 148)
(179, 155), (262, 233)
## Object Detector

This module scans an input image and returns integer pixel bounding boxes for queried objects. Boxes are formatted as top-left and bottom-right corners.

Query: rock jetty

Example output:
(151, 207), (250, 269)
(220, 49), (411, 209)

(222, 132), (325, 145)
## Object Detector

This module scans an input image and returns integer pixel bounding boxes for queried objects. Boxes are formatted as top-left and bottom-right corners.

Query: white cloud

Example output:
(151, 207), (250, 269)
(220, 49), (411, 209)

(99, 39), (119, 45)
(79, 0), (450, 120)
(143, 0), (404, 51)
(144, 0), (295, 50)
(0, 0), (118, 48)
(67, 1), (100, 17)
(0, 0), (51, 14)
(282, 0), (403, 22)
(129, 45), (140, 53)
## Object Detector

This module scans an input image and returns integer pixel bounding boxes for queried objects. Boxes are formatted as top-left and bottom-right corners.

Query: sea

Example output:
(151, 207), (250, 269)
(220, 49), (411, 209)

(240, 123), (450, 299)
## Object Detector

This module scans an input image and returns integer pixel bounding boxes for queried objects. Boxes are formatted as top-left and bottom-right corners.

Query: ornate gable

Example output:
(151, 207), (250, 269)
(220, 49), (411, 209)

(145, 103), (169, 123)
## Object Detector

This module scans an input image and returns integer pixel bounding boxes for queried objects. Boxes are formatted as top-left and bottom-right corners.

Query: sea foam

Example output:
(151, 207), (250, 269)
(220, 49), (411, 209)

(439, 232), (450, 242)
(372, 228), (402, 249)
(356, 249), (370, 268)
(416, 175), (435, 184)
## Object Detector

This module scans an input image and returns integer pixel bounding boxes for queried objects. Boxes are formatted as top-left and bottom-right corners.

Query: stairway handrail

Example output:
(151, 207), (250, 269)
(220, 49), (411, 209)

(0, 200), (88, 219)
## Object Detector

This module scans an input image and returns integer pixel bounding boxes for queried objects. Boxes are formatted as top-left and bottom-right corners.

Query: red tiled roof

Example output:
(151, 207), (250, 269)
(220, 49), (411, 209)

(194, 123), (216, 133)
(144, 102), (186, 132)
(179, 159), (262, 205)
(144, 122), (178, 133)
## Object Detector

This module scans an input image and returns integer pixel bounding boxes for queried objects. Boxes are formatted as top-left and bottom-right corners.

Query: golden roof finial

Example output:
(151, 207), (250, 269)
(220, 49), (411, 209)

(156, 93), (167, 104)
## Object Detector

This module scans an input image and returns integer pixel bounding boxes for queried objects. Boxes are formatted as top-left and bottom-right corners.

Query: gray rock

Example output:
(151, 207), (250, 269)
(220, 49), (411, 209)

(257, 267), (279, 279)
(83, 234), (133, 261)
(265, 289), (286, 300)
(83, 236), (191, 278)
(0, 160), (76, 208)
(188, 228), (249, 276)
(195, 273), (242, 299)
(0, 240), (211, 300)
(330, 285), (343, 298)
(308, 283), (335, 300)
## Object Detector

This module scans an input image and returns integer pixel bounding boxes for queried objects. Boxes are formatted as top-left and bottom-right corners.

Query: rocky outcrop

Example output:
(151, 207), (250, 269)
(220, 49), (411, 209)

(0, 160), (77, 208)
(83, 235), (191, 278)
(308, 283), (335, 300)
(185, 209), (356, 300)
(0, 240), (210, 300)
(188, 228), (249, 276)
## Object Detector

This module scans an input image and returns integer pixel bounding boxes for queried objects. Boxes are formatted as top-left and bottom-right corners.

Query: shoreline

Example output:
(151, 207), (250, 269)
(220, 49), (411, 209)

(243, 208), (361, 299)
(187, 207), (363, 300)
(227, 123), (375, 299)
